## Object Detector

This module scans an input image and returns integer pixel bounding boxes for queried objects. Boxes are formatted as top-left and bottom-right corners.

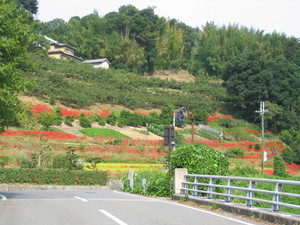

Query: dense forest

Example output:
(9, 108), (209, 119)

(1, 1), (299, 162)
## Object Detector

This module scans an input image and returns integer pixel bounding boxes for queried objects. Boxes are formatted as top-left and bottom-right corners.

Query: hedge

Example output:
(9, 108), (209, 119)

(0, 168), (108, 186)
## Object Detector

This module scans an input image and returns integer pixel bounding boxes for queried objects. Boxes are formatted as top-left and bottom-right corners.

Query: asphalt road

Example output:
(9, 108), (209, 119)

(0, 190), (264, 225)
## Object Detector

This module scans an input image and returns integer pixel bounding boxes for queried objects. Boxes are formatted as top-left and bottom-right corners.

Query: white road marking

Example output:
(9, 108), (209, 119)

(74, 196), (88, 202)
(0, 195), (7, 200)
(99, 209), (128, 225)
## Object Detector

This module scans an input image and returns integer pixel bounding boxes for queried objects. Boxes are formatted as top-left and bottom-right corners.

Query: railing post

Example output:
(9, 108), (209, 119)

(193, 177), (198, 196)
(246, 180), (256, 207)
(174, 168), (188, 195)
(207, 178), (215, 199)
(272, 183), (282, 212)
(225, 179), (233, 203)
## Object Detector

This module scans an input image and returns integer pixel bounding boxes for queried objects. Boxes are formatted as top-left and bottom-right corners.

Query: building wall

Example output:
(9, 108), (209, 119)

(93, 62), (109, 69)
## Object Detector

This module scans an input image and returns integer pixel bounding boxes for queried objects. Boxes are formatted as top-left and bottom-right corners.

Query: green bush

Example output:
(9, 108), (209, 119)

(21, 153), (38, 168)
(218, 118), (236, 128)
(106, 114), (117, 126)
(273, 155), (289, 177)
(52, 147), (83, 170)
(282, 146), (296, 164)
(97, 116), (106, 126)
(171, 143), (229, 175)
(85, 157), (102, 171)
(0, 168), (107, 185)
(123, 170), (170, 197)
(79, 114), (92, 128)
(64, 116), (74, 127)
(224, 147), (245, 158)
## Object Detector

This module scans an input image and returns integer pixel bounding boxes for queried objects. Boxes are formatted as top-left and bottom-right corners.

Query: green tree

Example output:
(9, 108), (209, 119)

(222, 51), (300, 132)
(0, 1), (35, 131)
(273, 155), (288, 177)
(6, 0), (38, 15)
(282, 146), (296, 164)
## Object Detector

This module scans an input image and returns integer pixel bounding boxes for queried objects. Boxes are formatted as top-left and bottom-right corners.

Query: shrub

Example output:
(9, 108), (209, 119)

(218, 118), (236, 128)
(64, 116), (74, 127)
(106, 114), (117, 126)
(85, 157), (102, 171)
(171, 143), (229, 175)
(49, 95), (56, 105)
(79, 114), (92, 128)
(97, 116), (106, 126)
(229, 166), (259, 176)
(224, 147), (244, 158)
(123, 170), (170, 197)
(273, 155), (289, 177)
(52, 147), (83, 170)
(282, 146), (296, 164)
(20, 153), (38, 168)
(0, 168), (108, 185)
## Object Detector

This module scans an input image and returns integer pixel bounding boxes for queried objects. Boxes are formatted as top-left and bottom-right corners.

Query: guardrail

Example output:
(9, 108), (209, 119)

(176, 171), (300, 212)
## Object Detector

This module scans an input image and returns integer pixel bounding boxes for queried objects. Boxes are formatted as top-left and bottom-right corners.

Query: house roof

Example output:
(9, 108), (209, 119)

(44, 35), (57, 44)
(83, 58), (110, 64)
(50, 42), (77, 50)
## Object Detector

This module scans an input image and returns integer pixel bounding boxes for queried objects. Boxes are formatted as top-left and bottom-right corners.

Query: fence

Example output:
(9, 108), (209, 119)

(175, 169), (300, 212)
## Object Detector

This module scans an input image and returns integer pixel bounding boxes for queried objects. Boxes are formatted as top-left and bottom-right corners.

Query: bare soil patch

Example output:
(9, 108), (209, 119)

(152, 70), (195, 82)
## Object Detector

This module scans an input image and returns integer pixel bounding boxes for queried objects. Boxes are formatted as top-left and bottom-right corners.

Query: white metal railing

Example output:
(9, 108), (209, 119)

(181, 174), (300, 212)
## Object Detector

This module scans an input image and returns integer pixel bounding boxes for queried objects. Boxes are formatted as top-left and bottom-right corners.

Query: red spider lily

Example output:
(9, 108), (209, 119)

(243, 153), (261, 159)
(1, 130), (80, 140)
(28, 104), (53, 117)
(285, 163), (300, 171)
(100, 109), (110, 118)
(247, 129), (260, 134)
(264, 169), (274, 176)
(74, 177), (80, 182)
(208, 115), (221, 122)
(207, 114), (236, 122)
(134, 109), (149, 115)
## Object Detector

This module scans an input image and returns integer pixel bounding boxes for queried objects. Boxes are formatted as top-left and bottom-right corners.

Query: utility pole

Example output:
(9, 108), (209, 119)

(255, 102), (268, 174)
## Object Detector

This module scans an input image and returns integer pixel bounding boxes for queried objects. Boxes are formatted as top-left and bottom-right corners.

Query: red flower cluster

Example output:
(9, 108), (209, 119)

(1, 130), (80, 140)
(191, 139), (257, 151)
(207, 114), (235, 122)
(264, 169), (274, 176)
(247, 129), (260, 134)
(134, 109), (149, 115)
(28, 104), (53, 117)
(285, 163), (300, 171)
(29, 104), (111, 118)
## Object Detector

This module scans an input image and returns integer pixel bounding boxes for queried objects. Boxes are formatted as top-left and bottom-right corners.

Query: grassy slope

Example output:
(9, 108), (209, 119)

(13, 52), (299, 176)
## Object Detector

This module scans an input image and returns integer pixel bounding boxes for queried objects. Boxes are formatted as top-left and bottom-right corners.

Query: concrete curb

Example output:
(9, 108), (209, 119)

(172, 194), (300, 225)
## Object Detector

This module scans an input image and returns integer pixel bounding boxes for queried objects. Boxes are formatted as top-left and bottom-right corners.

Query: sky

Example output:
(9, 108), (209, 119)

(36, 0), (299, 38)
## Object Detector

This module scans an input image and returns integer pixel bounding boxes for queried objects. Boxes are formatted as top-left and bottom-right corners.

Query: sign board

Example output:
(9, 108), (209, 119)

(164, 126), (175, 147)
